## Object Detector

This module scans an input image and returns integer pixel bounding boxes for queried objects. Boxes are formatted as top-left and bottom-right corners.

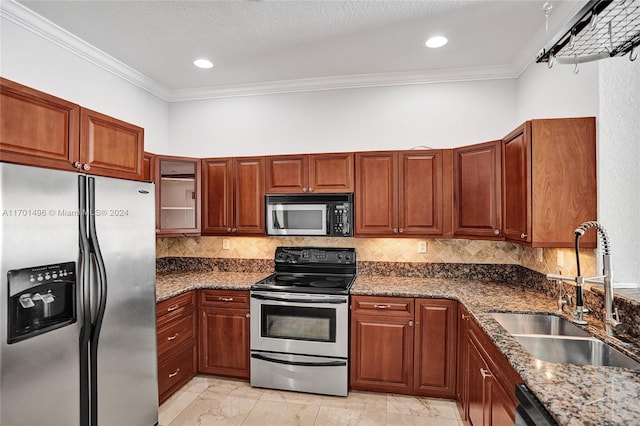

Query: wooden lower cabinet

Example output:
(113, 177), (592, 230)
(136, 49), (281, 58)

(199, 289), (251, 379)
(350, 296), (457, 397)
(460, 308), (522, 425)
(156, 291), (198, 404)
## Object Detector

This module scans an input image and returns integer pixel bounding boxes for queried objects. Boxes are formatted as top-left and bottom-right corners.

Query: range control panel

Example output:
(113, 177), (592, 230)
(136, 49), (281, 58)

(275, 247), (356, 265)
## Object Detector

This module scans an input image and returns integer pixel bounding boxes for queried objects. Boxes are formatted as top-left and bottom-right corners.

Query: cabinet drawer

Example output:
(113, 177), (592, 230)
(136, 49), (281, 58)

(157, 291), (196, 324)
(351, 296), (414, 317)
(157, 309), (197, 358)
(158, 342), (197, 402)
(200, 289), (249, 308)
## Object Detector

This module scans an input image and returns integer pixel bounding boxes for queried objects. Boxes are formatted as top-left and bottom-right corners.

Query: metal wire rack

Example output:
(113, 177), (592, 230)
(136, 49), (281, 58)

(537, 0), (639, 65)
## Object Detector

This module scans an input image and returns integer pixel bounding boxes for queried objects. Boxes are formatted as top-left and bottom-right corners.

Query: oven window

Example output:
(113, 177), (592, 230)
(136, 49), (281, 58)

(273, 210), (323, 230)
(261, 305), (336, 342)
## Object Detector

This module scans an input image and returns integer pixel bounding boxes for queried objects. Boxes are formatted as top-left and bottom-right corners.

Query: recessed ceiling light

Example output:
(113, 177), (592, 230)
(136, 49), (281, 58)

(193, 58), (214, 69)
(425, 36), (448, 49)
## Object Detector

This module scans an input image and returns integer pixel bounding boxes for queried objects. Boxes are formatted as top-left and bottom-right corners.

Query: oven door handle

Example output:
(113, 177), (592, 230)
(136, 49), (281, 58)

(250, 293), (347, 304)
(251, 353), (347, 367)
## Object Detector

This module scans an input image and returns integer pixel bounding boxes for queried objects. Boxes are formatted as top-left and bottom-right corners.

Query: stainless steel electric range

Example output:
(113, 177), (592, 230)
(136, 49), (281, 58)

(250, 246), (356, 396)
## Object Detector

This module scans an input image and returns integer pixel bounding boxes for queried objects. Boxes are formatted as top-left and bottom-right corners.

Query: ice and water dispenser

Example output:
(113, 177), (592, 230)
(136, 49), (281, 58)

(7, 262), (77, 344)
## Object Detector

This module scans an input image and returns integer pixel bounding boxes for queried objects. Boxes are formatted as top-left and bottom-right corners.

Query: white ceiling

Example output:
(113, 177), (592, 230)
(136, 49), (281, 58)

(11, 0), (586, 101)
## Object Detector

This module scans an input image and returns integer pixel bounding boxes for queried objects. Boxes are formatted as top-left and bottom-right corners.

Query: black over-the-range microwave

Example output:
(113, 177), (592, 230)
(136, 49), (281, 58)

(265, 193), (353, 237)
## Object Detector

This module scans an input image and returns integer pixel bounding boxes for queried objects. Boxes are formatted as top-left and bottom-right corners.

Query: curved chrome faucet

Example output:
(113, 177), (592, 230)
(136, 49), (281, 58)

(547, 221), (625, 336)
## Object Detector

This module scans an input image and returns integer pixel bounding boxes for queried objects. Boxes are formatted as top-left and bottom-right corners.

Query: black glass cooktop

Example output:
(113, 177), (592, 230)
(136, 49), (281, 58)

(251, 247), (357, 295)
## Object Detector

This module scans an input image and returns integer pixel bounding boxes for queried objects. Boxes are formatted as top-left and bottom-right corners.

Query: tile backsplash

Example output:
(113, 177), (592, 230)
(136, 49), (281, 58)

(156, 236), (598, 277)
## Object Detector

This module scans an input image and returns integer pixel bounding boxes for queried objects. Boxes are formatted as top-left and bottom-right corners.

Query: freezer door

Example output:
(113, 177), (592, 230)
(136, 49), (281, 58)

(0, 163), (82, 426)
(90, 175), (158, 426)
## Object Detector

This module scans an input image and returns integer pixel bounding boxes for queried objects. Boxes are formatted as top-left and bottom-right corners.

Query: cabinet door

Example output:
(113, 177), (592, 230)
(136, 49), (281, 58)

(199, 306), (250, 379)
(454, 141), (502, 238)
(0, 77), (79, 172)
(355, 151), (398, 235)
(143, 152), (155, 182)
(502, 123), (531, 243)
(399, 150), (443, 235)
(79, 108), (144, 180)
(233, 157), (265, 234)
(156, 156), (201, 236)
(489, 374), (516, 426)
(308, 152), (354, 193)
(467, 336), (490, 426)
(413, 299), (457, 398)
(202, 158), (234, 234)
(350, 315), (414, 394)
(265, 155), (308, 193)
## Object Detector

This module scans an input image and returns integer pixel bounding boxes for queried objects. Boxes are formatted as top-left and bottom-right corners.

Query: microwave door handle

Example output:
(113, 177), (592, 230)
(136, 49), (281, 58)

(251, 353), (347, 367)
(272, 210), (283, 229)
(251, 293), (347, 304)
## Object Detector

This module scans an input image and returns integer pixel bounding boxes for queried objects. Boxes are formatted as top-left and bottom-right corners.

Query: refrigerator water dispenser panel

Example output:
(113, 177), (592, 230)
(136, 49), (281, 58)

(7, 261), (77, 344)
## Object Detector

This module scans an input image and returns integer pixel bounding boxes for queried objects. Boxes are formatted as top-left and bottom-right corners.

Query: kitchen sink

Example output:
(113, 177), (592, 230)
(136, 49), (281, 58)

(513, 335), (640, 370)
(490, 312), (591, 337)
(490, 312), (640, 370)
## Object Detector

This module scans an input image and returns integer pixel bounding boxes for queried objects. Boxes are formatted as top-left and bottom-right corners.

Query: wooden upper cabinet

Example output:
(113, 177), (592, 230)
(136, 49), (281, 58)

(502, 118), (597, 248)
(453, 141), (502, 239)
(1, 77), (79, 172)
(156, 155), (201, 237)
(399, 150), (444, 235)
(143, 152), (155, 182)
(202, 156), (265, 235)
(79, 108), (144, 180)
(355, 151), (399, 235)
(265, 152), (354, 193)
(355, 150), (444, 236)
(0, 78), (145, 180)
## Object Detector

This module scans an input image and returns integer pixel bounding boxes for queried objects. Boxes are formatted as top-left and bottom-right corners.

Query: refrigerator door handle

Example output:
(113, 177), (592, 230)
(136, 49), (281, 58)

(88, 177), (108, 426)
(78, 175), (92, 426)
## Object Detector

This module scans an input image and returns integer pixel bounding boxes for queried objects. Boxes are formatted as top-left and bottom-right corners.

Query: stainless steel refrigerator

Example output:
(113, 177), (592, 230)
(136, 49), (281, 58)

(0, 162), (158, 426)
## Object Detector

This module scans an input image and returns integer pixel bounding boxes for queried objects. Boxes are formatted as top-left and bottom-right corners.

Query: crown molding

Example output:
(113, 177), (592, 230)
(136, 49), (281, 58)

(1, 0), (171, 100)
(168, 65), (518, 101)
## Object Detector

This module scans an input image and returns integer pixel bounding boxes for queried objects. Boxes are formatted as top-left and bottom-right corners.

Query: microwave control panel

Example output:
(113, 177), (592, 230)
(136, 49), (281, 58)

(331, 203), (351, 236)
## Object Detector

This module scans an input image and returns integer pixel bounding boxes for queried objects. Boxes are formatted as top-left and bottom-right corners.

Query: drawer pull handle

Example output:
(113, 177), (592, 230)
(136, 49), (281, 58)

(520, 233), (527, 239)
(167, 304), (179, 312)
(374, 304), (391, 309)
(167, 333), (179, 341)
(219, 297), (234, 302)
(480, 368), (492, 379)
(168, 368), (180, 378)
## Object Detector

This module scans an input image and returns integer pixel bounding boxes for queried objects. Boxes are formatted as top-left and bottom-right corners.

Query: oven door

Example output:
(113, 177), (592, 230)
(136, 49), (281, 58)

(250, 291), (348, 358)
(266, 204), (327, 236)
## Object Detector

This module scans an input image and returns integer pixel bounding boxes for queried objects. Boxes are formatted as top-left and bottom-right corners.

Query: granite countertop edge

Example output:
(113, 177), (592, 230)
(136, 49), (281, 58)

(156, 272), (640, 425)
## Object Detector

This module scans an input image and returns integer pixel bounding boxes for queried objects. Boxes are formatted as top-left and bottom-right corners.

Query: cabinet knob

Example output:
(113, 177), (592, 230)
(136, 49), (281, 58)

(308, 187), (313, 192)
(393, 228), (398, 233)
(302, 187), (308, 192)
(82, 164), (90, 171)
(493, 229), (500, 236)
(227, 227), (232, 232)
(74, 162), (82, 169)
(399, 228), (404, 233)
(245, 313), (251, 318)
(232, 228), (237, 233)
(520, 233), (527, 239)
(408, 320), (414, 327)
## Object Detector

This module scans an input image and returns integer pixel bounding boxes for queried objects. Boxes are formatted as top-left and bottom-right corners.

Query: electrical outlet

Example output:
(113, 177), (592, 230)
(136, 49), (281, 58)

(557, 251), (564, 267)
(418, 241), (428, 254)
(222, 239), (230, 250)
(535, 248), (544, 263)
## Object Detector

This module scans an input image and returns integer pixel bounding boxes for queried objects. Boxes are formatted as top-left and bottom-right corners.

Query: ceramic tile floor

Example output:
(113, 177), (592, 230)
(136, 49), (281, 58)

(159, 376), (464, 426)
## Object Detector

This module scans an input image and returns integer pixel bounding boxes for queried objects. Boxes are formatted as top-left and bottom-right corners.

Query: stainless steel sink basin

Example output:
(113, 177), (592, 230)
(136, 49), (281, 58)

(490, 312), (591, 337)
(490, 312), (640, 370)
(513, 335), (640, 370)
